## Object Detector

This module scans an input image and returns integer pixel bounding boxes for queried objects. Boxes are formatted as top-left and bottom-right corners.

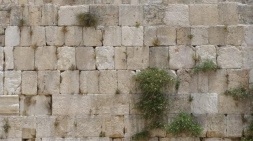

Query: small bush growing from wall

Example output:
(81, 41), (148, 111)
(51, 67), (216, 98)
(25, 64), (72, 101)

(76, 13), (98, 28)
(193, 59), (218, 73)
(225, 86), (253, 101)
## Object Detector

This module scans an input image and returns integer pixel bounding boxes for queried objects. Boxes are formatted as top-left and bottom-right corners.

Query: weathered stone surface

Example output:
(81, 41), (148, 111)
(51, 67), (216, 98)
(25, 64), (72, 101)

(36, 116), (55, 138)
(169, 46), (195, 69)
(144, 5), (166, 25)
(0, 11), (10, 26)
(4, 71), (21, 95)
(127, 47), (149, 70)
(22, 128), (36, 139)
(0, 48), (3, 70)
(45, 26), (64, 46)
(20, 26), (31, 46)
(99, 70), (117, 94)
(5, 26), (20, 47)
(60, 71), (79, 94)
(218, 3), (239, 25)
(115, 47), (127, 70)
(35, 46), (57, 70)
(117, 70), (136, 94)
(103, 26), (121, 46)
(57, 47), (76, 70)
(164, 4), (189, 26)
(227, 69), (249, 89)
(177, 69), (198, 94)
(244, 25), (253, 46)
(31, 26), (46, 46)
(38, 71), (60, 95)
(0, 95), (19, 115)
(76, 47), (95, 70)
(65, 26), (82, 46)
(58, 5), (89, 25)
(119, 5), (143, 26)
(122, 26), (143, 46)
(226, 115), (244, 137)
(14, 47), (34, 70)
(208, 26), (227, 45)
(208, 70), (228, 94)
(149, 47), (169, 69)
(217, 46), (242, 69)
(41, 4), (58, 25)
(169, 94), (191, 113)
(196, 45), (216, 64)
(176, 27), (191, 45)
(191, 26), (208, 45)
(238, 4), (253, 24)
(160, 137), (200, 141)
(83, 28), (102, 46)
(250, 69), (253, 84)
(28, 5), (42, 25)
(191, 93), (218, 114)
(226, 26), (244, 46)
(0, 72), (3, 95)
(80, 71), (99, 94)
(22, 71), (37, 95)
(124, 115), (145, 137)
(96, 47), (114, 70)
(4, 47), (14, 70)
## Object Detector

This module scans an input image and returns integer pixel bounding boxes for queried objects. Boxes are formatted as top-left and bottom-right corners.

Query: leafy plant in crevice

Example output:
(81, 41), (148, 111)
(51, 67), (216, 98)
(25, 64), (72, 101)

(3, 118), (10, 134)
(166, 112), (202, 137)
(132, 130), (150, 141)
(193, 59), (218, 73)
(224, 86), (253, 101)
(76, 13), (98, 28)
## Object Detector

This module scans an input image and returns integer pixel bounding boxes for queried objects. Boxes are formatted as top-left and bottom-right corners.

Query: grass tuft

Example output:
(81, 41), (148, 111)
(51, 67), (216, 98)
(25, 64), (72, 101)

(193, 59), (218, 73)
(76, 13), (98, 28)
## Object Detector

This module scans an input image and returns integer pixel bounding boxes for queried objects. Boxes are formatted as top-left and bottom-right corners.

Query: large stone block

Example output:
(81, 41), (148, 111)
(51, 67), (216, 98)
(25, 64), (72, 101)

(225, 115), (244, 137)
(103, 26), (121, 46)
(218, 3), (239, 25)
(0, 95), (19, 115)
(124, 115), (145, 137)
(115, 47), (127, 70)
(117, 70), (136, 94)
(99, 70), (117, 94)
(169, 94), (191, 113)
(14, 47), (34, 70)
(65, 26), (82, 46)
(36, 116), (55, 138)
(217, 46), (242, 69)
(31, 26), (46, 46)
(10, 5), (22, 26)
(226, 26), (244, 46)
(176, 27), (191, 45)
(119, 5), (143, 26)
(149, 47), (169, 69)
(208, 26), (227, 45)
(196, 45), (216, 64)
(28, 5), (42, 25)
(238, 5), (253, 24)
(244, 26), (253, 46)
(122, 26), (143, 46)
(20, 26), (31, 47)
(4, 71), (21, 95)
(0, 72), (3, 95)
(96, 46), (114, 70)
(45, 26), (64, 46)
(41, 4), (58, 25)
(0, 11), (10, 26)
(242, 47), (253, 69)
(4, 47), (14, 70)
(191, 27), (208, 45)
(177, 69), (198, 94)
(227, 69), (249, 89)
(208, 70), (228, 94)
(80, 71), (99, 94)
(58, 5), (89, 25)
(22, 71), (37, 95)
(191, 93), (218, 114)
(60, 71), (79, 94)
(76, 47), (95, 70)
(164, 4), (189, 26)
(0, 48), (3, 70)
(169, 46), (195, 69)
(35, 46), (57, 70)
(144, 5), (166, 25)
(83, 28), (102, 46)
(127, 47), (149, 70)
(38, 71), (60, 95)
(5, 26), (20, 47)
(57, 47), (76, 70)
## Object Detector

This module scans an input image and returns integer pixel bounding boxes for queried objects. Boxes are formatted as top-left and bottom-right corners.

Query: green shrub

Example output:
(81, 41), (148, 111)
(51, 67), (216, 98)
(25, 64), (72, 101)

(241, 137), (253, 141)
(167, 112), (202, 137)
(193, 59), (218, 73)
(225, 86), (253, 101)
(132, 130), (150, 141)
(76, 13), (98, 27)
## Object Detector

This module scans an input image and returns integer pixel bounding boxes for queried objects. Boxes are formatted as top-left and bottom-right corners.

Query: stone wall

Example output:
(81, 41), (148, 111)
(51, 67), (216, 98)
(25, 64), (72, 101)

(0, 0), (252, 140)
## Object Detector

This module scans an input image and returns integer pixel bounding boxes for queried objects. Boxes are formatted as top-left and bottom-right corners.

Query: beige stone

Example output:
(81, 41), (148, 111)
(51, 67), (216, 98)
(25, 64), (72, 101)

(217, 46), (242, 69)
(99, 70), (117, 94)
(29, 5), (42, 25)
(226, 115), (244, 137)
(208, 26), (227, 45)
(60, 71), (79, 94)
(0, 48), (3, 70)
(164, 4), (189, 26)
(0, 95), (19, 115)
(14, 47), (34, 70)
(191, 26), (208, 45)
(176, 27), (191, 45)
(177, 69), (198, 94)
(41, 4), (58, 25)
(127, 47), (149, 70)
(227, 69), (249, 89)
(22, 128), (36, 139)
(0, 72), (3, 95)
(22, 71), (37, 95)
(119, 5), (143, 26)
(96, 47), (114, 70)
(196, 45), (216, 64)
(36, 116), (55, 138)
(191, 93), (218, 114)
(122, 26), (143, 46)
(244, 25), (253, 46)
(157, 26), (176, 45)
(117, 70), (136, 94)
(45, 26), (64, 46)
(103, 26), (121, 46)
(31, 26), (46, 46)
(242, 47), (253, 69)
(80, 71), (99, 94)
(4, 71), (21, 95)
(65, 26), (82, 46)
(38, 71), (60, 95)
(115, 47), (127, 70)
(57, 47), (76, 70)
(35, 46), (57, 70)
(169, 94), (191, 113)
(4, 47), (14, 70)
(20, 26), (31, 46)
(226, 26), (244, 46)
(5, 26), (20, 47)
(83, 28), (102, 46)
(149, 47), (169, 69)
(76, 47), (95, 70)
(208, 70), (228, 94)
(218, 3), (239, 25)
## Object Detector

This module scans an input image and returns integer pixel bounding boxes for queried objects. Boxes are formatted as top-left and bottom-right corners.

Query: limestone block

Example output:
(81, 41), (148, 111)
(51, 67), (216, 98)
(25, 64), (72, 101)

(226, 26), (244, 46)
(76, 47), (95, 70)
(127, 47), (149, 70)
(51, 116), (76, 138)
(191, 27), (208, 45)
(117, 70), (136, 94)
(22, 128), (36, 139)
(99, 70), (117, 94)
(80, 138), (110, 141)
(250, 69), (253, 84)
(189, 4), (218, 26)
(177, 69), (197, 94)
(14, 47), (34, 70)
(45, 26), (64, 46)
(119, 5), (143, 26)
(164, 4), (189, 26)
(196, 45), (216, 64)
(218, 3), (238, 25)
(208, 70), (228, 94)
(115, 47), (127, 70)
(169, 46), (195, 69)
(238, 5), (253, 24)
(143, 5), (166, 25)
(242, 47), (253, 69)
(176, 27), (191, 45)
(65, 26), (82, 46)
(90, 5), (119, 26)
(104, 116), (125, 137)
(58, 5), (89, 25)
(217, 46), (242, 69)
(95, 47), (114, 70)
(191, 93), (218, 114)
(36, 116), (55, 138)
(35, 46), (57, 70)
(0, 95), (19, 115)
(226, 115), (243, 137)
(244, 26), (253, 46)
(22, 71), (37, 95)
(124, 115), (145, 137)
(169, 94), (191, 113)
(83, 28), (102, 46)
(227, 69), (249, 89)
(20, 26), (31, 46)
(41, 4), (58, 25)
(0, 11), (10, 26)
(0, 48), (3, 70)
(31, 26), (46, 46)
(60, 71), (79, 94)
(20, 95), (51, 116)
(103, 26), (121, 46)
(38, 71), (60, 95)
(5, 26), (20, 47)
(0, 72), (3, 95)
(80, 71), (98, 94)
(3, 117), (22, 138)
(111, 94), (130, 115)
(208, 26), (227, 45)
(0, 35), (4, 47)
(57, 47), (76, 70)
(10, 5), (22, 26)
(149, 47), (169, 69)
(29, 5), (42, 25)
(4, 47), (14, 70)
(122, 26), (143, 46)
(4, 71), (21, 95)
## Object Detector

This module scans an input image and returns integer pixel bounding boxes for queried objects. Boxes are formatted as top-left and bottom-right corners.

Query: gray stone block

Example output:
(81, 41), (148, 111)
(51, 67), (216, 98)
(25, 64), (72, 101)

(95, 47), (114, 70)
(35, 46), (57, 70)
(127, 47), (149, 70)
(57, 47), (76, 70)
(119, 5), (143, 26)
(38, 71), (60, 95)
(76, 47), (96, 70)
(191, 93), (218, 114)
(22, 71), (37, 95)
(60, 71), (79, 94)
(217, 46), (242, 69)
(14, 47), (34, 70)
(4, 71), (21, 95)
(122, 26), (143, 46)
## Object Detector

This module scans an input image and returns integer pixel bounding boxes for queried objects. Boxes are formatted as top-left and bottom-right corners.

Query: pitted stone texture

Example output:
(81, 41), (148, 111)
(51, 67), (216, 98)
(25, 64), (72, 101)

(176, 27), (191, 45)
(0, 95), (19, 115)
(45, 26), (64, 46)
(164, 4), (189, 26)
(31, 26), (46, 46)
(127, 47), (149, 70)
(36, 116), (55, 138)
(38, 71), (60, 95)
(208, 26), (227, 45)
(99, 70), (117, 94)
(65, 26), (82, 46)
(5, 26), (20, 47)
(226, 115), (244, 137)
(28, 5), (42, 25)
(80, 71), (99, 94)
(169, 46), (195, 69)
(58, 5), (89, 25)
(0, 72), (3, 95)
(189, 4), (219, 26)
(238, 5), (253, 24)
(144, 5), (166, 25)
(191, 27), (208, 45)
(96, 47), (114, 70)
(35, 46), (57, 70)
(4, 47), (14, 70)
(22, 71), (37, 95)
(76, 47), (95, 70)
(4, 71), (21, 95)
(149, 47), (169, 69)
(103, 26), (121, 46)
(20, 27), (31, 47)
(14, 47), (34, 70)
(57, 47), (76, 70)
(83, 28), (102, 46)
(196, 45), (216, 64)
(217, 46), (242, 69)
(226, 26), (244, 46)
(218, 3), (239, 25)
(191, 93), (218, 114)
(245, 26), (253, 46)
(41, 4), (58, 25)
(119, 5), (143, 26)
(227, 69), (249, 89)
(60, 71), (79, 94)
(122, 26), (143, 46)
(242, 47), (253, 69)
(117, 70), (137, 94)
(169, 95), (191, 113)
(115, 47), (127, 70)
